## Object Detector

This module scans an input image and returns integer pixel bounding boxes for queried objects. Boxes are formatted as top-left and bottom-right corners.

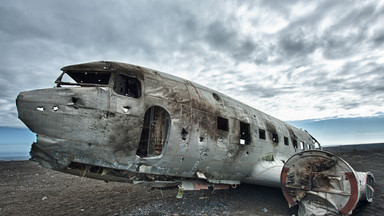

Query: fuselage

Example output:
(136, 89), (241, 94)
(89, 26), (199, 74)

(16, 61), (319, 187)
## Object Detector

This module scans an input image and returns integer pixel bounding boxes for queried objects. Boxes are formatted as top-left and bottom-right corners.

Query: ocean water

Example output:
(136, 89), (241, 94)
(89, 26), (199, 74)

(0, 154), (30, 161)
(0, 143), (31, 161)
(0, 127), (35, 161)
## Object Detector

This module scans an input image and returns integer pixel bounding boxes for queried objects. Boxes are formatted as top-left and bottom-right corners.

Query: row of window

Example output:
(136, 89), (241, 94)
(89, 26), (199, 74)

(216, 116), (312, 150)
(112, 75), (312, 150)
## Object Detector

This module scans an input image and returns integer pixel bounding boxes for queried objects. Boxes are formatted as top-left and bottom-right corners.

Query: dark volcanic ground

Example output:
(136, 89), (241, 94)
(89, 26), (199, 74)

(0, 144), (383, 216)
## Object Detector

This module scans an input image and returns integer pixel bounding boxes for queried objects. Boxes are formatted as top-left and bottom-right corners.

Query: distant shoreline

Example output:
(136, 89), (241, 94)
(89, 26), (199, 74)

(0, 155), (30, 161)
(323, 142), (384, 152)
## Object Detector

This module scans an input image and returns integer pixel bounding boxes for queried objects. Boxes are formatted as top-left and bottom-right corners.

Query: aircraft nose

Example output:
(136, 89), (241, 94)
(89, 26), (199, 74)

(16, 87), (110, 143)
(16, 87), (144, 170)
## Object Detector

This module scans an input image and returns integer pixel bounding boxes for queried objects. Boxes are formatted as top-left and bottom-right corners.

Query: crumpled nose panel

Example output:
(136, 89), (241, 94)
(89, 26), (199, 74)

(16, 87), (111, 143)
(16, 87), (143, 169)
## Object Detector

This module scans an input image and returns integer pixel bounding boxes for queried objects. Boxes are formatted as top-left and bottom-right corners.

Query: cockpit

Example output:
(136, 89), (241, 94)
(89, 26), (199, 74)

(55, 69), (142, 99)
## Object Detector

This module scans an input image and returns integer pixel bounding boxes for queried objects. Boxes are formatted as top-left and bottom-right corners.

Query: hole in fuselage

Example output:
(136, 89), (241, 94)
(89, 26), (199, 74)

(181, 128), (188, 141)
(137, 106), (171, 157)
(72, 97), (78, 104)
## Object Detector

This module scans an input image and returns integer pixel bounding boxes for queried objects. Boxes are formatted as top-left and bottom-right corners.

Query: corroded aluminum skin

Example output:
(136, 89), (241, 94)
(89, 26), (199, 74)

(16, 61), (315, 184)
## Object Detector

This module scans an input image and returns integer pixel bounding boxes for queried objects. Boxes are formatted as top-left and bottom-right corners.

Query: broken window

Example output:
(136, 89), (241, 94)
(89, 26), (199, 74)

(217, 116), (229, 131)
(137, 106), (170, 157)
(114, 74), (141, 98)
(55, 71), (111, 86)
(272, 132), (279, 143)
(300, 141), (305, 150)
(293, 139), (298, 149)
(181, 128), (188, 141)
(284, 136), (289, 146)
(259, 129), (266, 140)
(240, 122), (250, 145)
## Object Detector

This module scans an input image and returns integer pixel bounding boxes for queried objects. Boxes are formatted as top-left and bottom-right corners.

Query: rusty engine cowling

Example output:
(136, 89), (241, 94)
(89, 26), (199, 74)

(281, 150), (375, 216)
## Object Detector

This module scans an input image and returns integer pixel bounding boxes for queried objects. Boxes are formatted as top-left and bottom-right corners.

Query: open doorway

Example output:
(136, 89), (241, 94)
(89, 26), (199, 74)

(137, 106), (171, 157)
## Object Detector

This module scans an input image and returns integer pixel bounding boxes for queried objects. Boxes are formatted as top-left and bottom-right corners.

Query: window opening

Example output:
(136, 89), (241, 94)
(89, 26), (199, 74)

(284, 137), (289, 146)
(300, 141), (305, 150)
(181, 128), (188, 141)
(217, 116), (229, 131)
(293, 139), (298, 149)
(259, 129), (266, 140)
(240, 122), (251, 145)
(272, 132), (279, 143)
(56, 71), (111, 87)
(137, 106), (170, 157)
(114, 74), (141, 98)
(68, 71), (110, 84)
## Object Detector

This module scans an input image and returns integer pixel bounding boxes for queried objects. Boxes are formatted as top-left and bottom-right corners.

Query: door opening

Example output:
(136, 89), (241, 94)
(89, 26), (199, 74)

(137, 106), (171, 157)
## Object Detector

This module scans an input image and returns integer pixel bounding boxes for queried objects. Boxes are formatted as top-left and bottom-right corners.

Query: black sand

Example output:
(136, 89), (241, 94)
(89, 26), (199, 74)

(1, 144), (383, 215)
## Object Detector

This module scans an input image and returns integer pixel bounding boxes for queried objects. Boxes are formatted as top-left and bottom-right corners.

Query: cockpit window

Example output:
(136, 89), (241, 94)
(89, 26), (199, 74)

(67, 72), (110, 84)
(55, 71), (111, 87)
(113, 74), (141, 98)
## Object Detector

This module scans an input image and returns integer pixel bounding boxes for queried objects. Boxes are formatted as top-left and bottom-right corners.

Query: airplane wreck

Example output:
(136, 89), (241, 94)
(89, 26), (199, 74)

(16, 61), (375, 215)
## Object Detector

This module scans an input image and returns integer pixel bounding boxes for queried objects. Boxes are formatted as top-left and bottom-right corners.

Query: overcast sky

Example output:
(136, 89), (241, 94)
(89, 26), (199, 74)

(1, 0), (384, 131)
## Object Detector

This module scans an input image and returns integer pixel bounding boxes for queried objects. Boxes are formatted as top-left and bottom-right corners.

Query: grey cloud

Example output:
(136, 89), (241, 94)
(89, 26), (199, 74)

(320, 3), (383, 59)
(257, 0), (300, 18)
(1, 1), (202, 60)
(241, 83), (296, 99)
(273, 0), (383, 61)
(356, 81), (384, 98)
(307, 61), (384, 96)
(373, 30), (384, 45)
(232, 39), (256, 61)
(314, 105), (326, 111)
(0, 110), (21, 127)
(342, 102), (360, 110)
(330, 2), (376, 28)
(312, 78), (345, 91)
(278, 28), (319, 58)
(203, 18), (270, 63)
(205, 21), (237, 50)
(0, 7), (49, 40)
(204, 21), (256, 62)
(370, 86), (384, 93)
(321, 32), (364, 60)
(305, 62), (384, 112)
